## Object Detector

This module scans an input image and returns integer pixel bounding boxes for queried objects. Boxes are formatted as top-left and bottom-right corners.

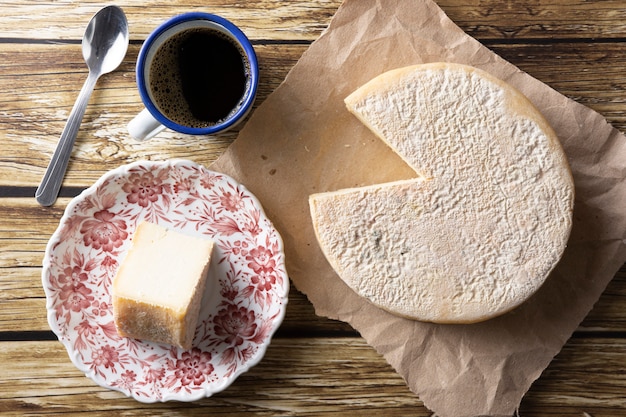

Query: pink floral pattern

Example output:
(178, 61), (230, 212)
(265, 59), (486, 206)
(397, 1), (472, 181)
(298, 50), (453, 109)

(42, 160), (289, 402)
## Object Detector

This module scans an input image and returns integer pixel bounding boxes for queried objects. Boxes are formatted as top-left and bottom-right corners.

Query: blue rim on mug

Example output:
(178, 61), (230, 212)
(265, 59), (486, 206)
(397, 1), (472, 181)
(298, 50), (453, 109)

(136, 12), (259, 135)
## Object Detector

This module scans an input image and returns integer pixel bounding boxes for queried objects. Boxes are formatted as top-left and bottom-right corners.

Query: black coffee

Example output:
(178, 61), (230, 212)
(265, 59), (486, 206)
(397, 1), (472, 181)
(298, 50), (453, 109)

(149, 26), (248, 128)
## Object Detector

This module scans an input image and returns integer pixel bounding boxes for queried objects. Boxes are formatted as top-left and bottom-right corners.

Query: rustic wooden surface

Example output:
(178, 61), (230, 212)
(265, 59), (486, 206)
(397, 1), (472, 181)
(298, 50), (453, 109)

(1, 0), (625, 415)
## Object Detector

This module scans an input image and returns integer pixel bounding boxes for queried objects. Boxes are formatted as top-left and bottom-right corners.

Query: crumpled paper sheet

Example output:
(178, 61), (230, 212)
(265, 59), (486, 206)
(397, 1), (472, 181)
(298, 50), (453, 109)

(210, 0), (626, 415)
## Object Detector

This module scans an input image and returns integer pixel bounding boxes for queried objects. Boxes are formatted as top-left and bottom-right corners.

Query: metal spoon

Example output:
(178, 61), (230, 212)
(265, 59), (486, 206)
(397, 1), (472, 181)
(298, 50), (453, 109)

(35, 6), (129, 206)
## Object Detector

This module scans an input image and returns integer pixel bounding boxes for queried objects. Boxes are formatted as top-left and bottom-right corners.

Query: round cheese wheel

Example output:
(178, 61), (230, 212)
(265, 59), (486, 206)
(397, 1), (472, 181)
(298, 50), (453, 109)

(309, 62), (574, 323)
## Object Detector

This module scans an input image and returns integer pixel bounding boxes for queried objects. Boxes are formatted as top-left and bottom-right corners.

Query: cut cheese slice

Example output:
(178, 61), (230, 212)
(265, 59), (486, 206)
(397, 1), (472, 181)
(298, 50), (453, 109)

(112, 221), (215, 349)
(309, 62), (574, 323)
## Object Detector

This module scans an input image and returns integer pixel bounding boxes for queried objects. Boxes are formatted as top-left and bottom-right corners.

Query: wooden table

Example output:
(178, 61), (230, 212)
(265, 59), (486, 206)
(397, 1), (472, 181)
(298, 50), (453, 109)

(1, 1), (625, 415)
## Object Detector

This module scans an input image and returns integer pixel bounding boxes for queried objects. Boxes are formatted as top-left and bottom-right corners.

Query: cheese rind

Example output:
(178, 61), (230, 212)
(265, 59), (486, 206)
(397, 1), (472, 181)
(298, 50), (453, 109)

(112, 221), (214, 349)
(309, 63), (574, 323)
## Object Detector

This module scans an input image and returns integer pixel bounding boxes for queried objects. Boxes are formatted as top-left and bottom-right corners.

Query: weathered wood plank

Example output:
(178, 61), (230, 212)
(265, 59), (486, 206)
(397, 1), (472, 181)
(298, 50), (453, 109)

(0, 42), (303, 187)
(3, 261), (626, 334)
(1, 338), (427, 416)
(1, 199), (625, 333)
(3, 0), (626, 41)
(9, 266), (626, 334)
(0, 197), (354, 333)
(0, 0), (340, 41)
(438, 0), (626, 40)
(2, 40), (626, 188)
(0, 276), (354, 335)
(1, 337), (625, 415)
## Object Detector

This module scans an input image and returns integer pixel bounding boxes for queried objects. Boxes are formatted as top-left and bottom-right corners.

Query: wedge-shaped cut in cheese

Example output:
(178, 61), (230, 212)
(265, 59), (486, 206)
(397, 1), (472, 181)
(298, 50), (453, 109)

(112, 221), (214, 349)
(309, 62), (574, 323)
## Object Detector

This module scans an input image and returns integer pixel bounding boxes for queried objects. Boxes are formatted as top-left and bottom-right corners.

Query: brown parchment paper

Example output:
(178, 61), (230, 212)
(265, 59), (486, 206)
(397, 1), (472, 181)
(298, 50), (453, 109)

(210, 0), (626, 415)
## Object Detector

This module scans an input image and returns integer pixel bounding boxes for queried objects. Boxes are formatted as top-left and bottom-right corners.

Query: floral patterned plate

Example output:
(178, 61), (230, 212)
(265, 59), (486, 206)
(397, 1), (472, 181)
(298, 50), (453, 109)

(42, 159), (289, 402)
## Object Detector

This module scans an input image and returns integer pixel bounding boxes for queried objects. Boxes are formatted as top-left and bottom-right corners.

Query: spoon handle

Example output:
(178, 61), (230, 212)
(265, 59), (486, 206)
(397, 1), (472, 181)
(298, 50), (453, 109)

(35, 71), (99, 206)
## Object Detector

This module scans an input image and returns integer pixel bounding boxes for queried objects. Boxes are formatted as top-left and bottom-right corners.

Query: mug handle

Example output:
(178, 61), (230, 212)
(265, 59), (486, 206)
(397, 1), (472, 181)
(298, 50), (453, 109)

(128, 108), (167, 141)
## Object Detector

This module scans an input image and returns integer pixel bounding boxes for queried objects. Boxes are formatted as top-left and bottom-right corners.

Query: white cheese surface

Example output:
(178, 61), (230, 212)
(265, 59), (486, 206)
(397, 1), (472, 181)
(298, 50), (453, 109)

(114, 222), (213, 313)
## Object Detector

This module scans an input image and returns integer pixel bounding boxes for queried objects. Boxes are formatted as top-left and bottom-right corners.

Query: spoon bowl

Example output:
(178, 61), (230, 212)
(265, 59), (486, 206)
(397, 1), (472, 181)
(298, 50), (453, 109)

(35, 6), (129, 206)
(83, 6), (129, 75)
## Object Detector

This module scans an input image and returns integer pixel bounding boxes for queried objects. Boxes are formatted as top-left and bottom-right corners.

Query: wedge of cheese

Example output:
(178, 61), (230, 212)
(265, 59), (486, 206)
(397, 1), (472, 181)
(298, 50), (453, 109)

(309, 62), (574, 323)
(112, 221), (214, 349)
